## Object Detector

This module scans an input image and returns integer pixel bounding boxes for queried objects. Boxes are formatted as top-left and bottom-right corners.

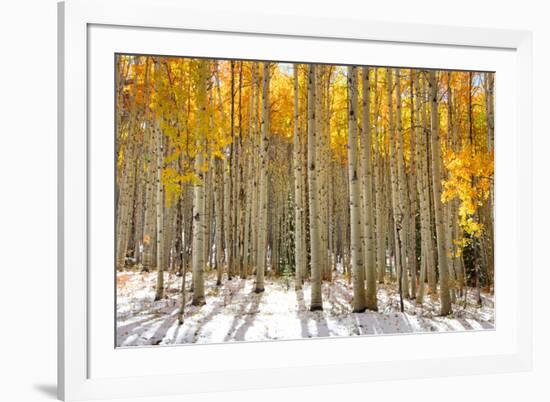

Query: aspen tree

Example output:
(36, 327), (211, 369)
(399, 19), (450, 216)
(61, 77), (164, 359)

(315, 66), (328, 282)
(468, 72), (482, 306)
(418, 72), (437, 294)
(142, 120), (157, 272)
(408, 71), (418, 300)
(395, 69), (410, 299)
(150, 58), (166, 301)
(237, 63), (246, 278)
(213, 62), (226, 285)
(250, 64), (260, 278)
(214, 158), (224, 285)
(429, 70), (452, 315)
(255, 62), (270, 293)
(360, 67), (378, 310)
(347, 66), (367, 313)
(414, 72), (432, 304)
(293, 64), (305, 289)
(153, 118), (165, 301)
(190, 60), (209, 306)
(372, 69), (387, 284)
(225, 61), (235, 280)
(386, 68), (404, 311)
(243, 63), (256, 275)
(308, 64), (323, 310)
(445, 71), (458, 302)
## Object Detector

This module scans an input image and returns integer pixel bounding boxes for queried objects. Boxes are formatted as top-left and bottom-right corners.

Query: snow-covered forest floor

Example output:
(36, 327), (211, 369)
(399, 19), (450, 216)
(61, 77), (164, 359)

(116, 270), (494, 347)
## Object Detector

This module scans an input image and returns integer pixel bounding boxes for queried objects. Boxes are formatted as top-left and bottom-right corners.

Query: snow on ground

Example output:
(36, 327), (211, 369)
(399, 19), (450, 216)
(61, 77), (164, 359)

(116, 271), (494, 347)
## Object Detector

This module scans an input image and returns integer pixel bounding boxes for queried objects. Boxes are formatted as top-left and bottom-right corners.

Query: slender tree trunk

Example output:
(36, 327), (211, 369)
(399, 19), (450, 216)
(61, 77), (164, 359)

(308, 64), (323, 311)
(414, 72), (432, 304)
(255, 62), (270, 293)
(191, 60), (209, 306)
(293, 64), (305, 289)
(347, 66), (367, 313)
(386, 68), (404, 312)
(154, 120), (165, 301)
(360, 67), (378, 310)
(419, 73), (437, 294)
(214, 158), (224, 285)
(429, 70), (452, 315)
(395, 69), (410, 300)
(408, 71), (418, 300)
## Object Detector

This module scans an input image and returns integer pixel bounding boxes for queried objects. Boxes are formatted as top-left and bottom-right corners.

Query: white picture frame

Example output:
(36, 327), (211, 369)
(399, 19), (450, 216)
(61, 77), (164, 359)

(58, 0), (533, 400)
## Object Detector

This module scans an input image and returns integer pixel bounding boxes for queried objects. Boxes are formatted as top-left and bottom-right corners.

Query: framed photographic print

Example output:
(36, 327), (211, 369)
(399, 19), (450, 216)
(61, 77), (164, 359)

(58, 0), (533, 400)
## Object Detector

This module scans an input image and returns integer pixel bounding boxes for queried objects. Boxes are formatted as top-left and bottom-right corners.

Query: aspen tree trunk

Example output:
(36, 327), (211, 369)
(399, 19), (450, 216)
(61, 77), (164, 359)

(250, 64), (260, 277)
(328, 161), (335, 276)
(250, 66), (260, 271)
(191, 60), (209, 306)
(243, 148), (252, 273)
(237, 63), (246, 278)
(429, 70), (452, 315)
(142, 124), (157, 271)
(133, 59), (152, 267)
(177, 206), (189, 325)
(153, 120), (165, 301)
(344, 162), (351, 284)
(214, 158), (224, 285)
(301, 107), (309, 282)
(408, 71), (418, 300)
(133, 154), (145, 266)
(213, 62), (226, 286)
(445, 72), (458, 301)
(174, 185), (184, 275)
(243, 65), (256, 274)
(385, 157), (394, 281)
(395, 69), (410, 300)
(347, 66), (367, 313)
(315, 67), (328, 282)
(293, 64), (305, 289)
(386, 68), (404, 311)
(419, 73), (437, 294)
(468, 72), (482, 306)
(360, 67), (378, 310)
(203, 164), (212, 271)
(375, 150), (386, 284)
(255, 62), (270, 293)
(414, 72), (432, 304)
(225, 61), (235, 280)
(372, 69), (387, 284)
(231, 113), (238, 279)
(323, 69), (333, 281)
(308, 65), (323, 310)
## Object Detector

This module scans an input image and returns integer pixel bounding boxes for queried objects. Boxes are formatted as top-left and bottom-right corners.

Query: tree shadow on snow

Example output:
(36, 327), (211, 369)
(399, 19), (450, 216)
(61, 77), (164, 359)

(149, 308), (179, 344)
(186, 278), (246, 342)
(231, 291), (263, 341)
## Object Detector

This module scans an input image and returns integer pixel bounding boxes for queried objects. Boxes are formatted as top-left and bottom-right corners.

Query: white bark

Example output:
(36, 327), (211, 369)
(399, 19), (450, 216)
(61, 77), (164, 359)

(308, 64), (323, 311)
(293, 64), (305, 289)
(429, 70), (452, 315)
(360, 67), (377, 310)
(191, 60), (209, 306)
(255, 62), (270, 293)
(348, 66), (367, 313)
